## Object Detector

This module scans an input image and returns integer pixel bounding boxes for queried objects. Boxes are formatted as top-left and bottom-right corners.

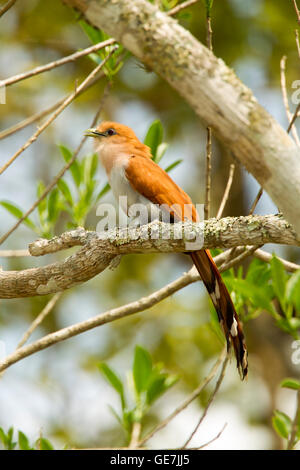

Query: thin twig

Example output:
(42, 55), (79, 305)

(167, 0), (200, 16)
(249, 187), (263, 215)
(17, 293), (62, 349)
(138, 347), (226, 447)
(129, 422), (142, 449)
(287, 103), (300, 134)
(0, 39), (115, 88)
(292, 0), (300, 24)
(216, 164), (235, 220)
(189, 422), (227, 450)
(0, 0), (17, 18)
(0, 249), (30, 257)
(182, 352), (230, 448)
(0, 47), (117, 176)
(218, 245), (262, 272)
(287, 389), (300, 450)
(253, 248), (300, 272)
(205, 127), (212, 220)
(0, 52), (125, 141)
(0, 99), (66, 140)
(280, 56), (300, 146)
(0, 81), (112, 246)
(295, 30), (300, 59)
(204, 7), (213, 221)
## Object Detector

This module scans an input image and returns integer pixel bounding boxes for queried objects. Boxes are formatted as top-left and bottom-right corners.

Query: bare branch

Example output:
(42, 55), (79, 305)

(253, 248), (300, 272)
(0, 265), (203, 372)
(183, 352), (229, 447)
(287, 103), (300, 135)
(249, 187), (263, 215)
(216, 164), (235, 219)
(195, 423), (227, 450)
(0, 249), (30, 257)
(293, 0), (300, 24)
(205, 126), (212, 220)
(280, 55), (300, 146)
(0, 39), (115, 88)
(204, 7), (213, 221)
(17, 293), (62, 349)
(0, 214), (298, 299)
(0, 72), (106, 141)
(167, 0), (200, 17)
(0, 0), (17, 18)
(0, 235), (298, 373)
(296, 30), (300, 59)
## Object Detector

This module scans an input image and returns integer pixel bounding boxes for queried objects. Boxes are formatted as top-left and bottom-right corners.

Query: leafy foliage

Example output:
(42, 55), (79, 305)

(79, 20), (127, 79)
(272, 379), (300, 449)
(0, 427), (54, 450)
(222, 255), (300, 339)
(98, 345), (178, 443)
(144, 120), (182, 170)
(1, 148), (105, 238)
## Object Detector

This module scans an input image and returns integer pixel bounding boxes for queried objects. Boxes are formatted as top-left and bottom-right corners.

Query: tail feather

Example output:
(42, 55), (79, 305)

(190, 250), (248, 380)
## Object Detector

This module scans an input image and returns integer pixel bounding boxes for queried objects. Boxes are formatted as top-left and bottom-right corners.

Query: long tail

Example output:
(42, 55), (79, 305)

(190, 249), (248, 380)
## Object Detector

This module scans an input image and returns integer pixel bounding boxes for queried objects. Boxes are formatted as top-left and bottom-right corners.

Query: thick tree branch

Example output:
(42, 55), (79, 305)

(62, 0), (300, 237)
(0, 214), (298, 299)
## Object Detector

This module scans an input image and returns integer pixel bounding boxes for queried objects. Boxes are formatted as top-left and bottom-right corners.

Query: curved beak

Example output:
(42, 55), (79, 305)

(84, 128), (105, 138)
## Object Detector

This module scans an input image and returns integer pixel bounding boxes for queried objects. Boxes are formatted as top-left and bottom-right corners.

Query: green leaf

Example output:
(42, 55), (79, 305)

(0, 200), (22, 218)
(58, 144), (81, 187)
(18, 431), (31, 450)
(246, 259), (270, 285)
(155, 142), (169, 163)
(38, 438), (54, 450)
(47, 188), (60, 223)
(0, 201), (36, 231)
(272, 410), (291, 439)
(205, 0), (214, 16)
(232, 278), (277, 316)
(37, 181), (47, 219)
(270, 255), (287, 309)
(96, 182), (110, 200)
(82, 154), (98, 186)
(99, 363), (126, 410)
(164, 159), (182, 173)
(280, 378), (300, 390)
(146, 373), (178, 405)
(286, 269), (300, 311)
(0, 427), (16, 450)
(108, 405), (123, 427)
(90, 153), (99, 179)
(57, 179), (73, 206)
(144, 120), (163, 159)
(79, 20), (106, 45)
(133, 345), (153, 395)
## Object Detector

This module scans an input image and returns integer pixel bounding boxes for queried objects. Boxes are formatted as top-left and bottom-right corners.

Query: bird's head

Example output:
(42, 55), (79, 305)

(85, 121), (138, 143)
(84, 121), (152, 158)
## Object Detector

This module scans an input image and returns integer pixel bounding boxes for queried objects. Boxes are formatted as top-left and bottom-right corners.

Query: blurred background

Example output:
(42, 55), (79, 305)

(0, 0), (299, 449)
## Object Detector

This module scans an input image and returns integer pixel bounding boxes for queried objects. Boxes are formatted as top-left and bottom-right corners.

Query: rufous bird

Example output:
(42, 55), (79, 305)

(85, 122), (248, 379)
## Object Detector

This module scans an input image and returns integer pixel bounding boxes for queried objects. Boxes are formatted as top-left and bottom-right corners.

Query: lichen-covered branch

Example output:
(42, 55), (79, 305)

(62, 0), (300, 237)
(0, 214), (298, 299)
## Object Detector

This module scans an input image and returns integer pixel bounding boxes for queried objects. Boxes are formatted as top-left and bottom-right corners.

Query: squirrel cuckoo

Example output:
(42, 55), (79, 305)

(85, 121), (248, 379)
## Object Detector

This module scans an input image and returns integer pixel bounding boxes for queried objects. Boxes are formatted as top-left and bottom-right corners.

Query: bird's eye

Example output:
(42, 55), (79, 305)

(106, 128), (116, 136)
